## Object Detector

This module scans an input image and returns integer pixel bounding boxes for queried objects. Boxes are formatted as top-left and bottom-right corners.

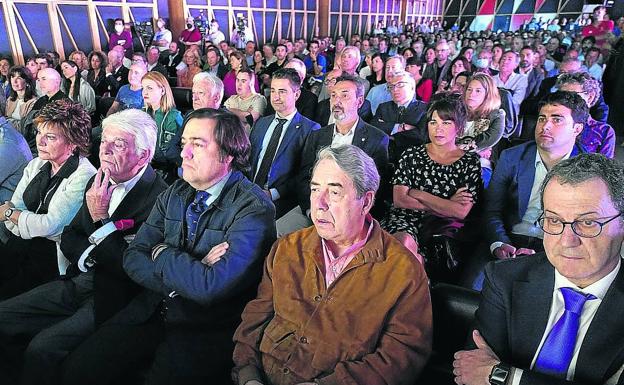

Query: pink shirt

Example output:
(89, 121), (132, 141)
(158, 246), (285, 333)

(321, 215), (374, 287)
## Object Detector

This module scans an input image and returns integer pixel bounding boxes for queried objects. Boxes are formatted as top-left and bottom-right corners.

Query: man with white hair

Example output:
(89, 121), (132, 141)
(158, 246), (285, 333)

(105, 47), (129, 97)
(192, 72), (224, 110)
(0, 109), (168, 385)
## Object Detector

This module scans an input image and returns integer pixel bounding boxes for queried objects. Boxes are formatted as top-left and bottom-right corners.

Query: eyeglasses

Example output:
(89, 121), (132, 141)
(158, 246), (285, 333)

(101, 137), (130, 152)
(324, 77), (337, 85)
(536, 212), (623, 238)
(388, 81), (408, 91)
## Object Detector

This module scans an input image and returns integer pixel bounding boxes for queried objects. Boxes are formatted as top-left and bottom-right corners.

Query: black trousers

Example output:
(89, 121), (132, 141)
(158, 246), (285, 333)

(61, 313), (235, 385)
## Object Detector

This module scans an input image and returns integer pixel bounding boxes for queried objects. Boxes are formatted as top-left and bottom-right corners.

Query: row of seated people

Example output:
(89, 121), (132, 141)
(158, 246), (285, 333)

(0, 93), (622, 385)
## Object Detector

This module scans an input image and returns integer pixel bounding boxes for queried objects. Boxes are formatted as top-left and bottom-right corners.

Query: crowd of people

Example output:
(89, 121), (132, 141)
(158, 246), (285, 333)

(0, 4), (623, 385)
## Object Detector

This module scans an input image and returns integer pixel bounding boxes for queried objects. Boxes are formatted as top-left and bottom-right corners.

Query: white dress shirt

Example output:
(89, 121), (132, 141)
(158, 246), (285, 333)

(331, 119), (358, 147)
(512, 258), (622, 384)
(254, 110), (298, 201)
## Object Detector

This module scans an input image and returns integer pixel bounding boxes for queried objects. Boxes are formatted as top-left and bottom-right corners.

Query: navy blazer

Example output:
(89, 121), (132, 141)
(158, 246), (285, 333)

(476, 254), (624, 385)
(485, 141), (584, 245)
(121, 171), (276, 327)
(370, 99), (428, 136)
(248, 112), (320, 218)
(297, 119), (389, 216)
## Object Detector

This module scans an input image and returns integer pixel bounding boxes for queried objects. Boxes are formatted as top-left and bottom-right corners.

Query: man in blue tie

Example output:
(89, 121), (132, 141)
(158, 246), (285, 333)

(59, 108), (277, 385)
(453, 153), (624, 385)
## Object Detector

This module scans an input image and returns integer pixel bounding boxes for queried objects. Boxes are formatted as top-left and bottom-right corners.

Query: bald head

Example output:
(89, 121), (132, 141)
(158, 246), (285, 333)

(37, 68), (61, 96)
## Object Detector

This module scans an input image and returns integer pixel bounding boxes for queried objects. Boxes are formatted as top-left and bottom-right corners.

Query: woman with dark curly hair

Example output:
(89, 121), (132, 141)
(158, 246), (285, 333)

(87, 51), (108, 97)
(5, 65), (38, 130)
(0, 99), (96, 299)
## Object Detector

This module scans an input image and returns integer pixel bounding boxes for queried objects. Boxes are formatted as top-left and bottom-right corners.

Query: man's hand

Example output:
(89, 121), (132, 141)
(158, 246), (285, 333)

(201, 241), (229, 266)
(450, 187), (474, 205)
(105, 63), (113, 74)
(86, 168), (117, 222)
(453, 330), (500, 385)
(493, 243), (535, 260)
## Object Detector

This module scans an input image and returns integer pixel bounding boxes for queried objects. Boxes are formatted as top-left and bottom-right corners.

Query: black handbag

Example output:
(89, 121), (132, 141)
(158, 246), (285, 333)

(419, 215), (464, 284)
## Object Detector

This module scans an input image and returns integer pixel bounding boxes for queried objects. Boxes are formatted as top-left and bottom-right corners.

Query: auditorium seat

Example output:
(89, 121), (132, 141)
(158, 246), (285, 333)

(417, 283), (480, 385)
(172, 87), (193, 114)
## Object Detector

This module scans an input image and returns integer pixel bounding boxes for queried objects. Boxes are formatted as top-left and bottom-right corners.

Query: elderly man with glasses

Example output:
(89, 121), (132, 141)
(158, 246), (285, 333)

(454, 153), (624, 385)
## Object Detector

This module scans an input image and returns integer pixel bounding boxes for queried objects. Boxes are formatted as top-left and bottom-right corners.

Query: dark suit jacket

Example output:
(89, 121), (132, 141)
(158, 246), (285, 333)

(264, 87), (319, 122)
(60, 166), (168, 325)
(148, 63), (169, 79)
(485, 141), (584, 245)
(314, 98), (373, 127)
(248, 112), (321, 218)
(165, 53), (183, 78)
(370, 99), (428, 136)
(433, 59), (452, 87)
(297, 119), (389, 217)
(106, 65), (129, 98)
(523, 67), (544, 99)
(121, 171), (276, 327)
(476, 253), (624, 385)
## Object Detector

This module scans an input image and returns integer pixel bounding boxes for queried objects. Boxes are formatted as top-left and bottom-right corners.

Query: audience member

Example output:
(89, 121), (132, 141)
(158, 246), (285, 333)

(0, 100), (95, 299)
(493, 51), (528, 112)
(108, 18), (133, 54)
(60, 60), (96, 113)
(178, 16), (202, 48)
(517, 45), (544, 98)
(68, 50), (89, 79)
(152, 17), (172, 53)
(191, 72), (224, 110)
(233, 145), (432, 385)
(0, 109), (167, 385)
(176, 48), (202, 88)
(61, 108), (276, 385)
(367, 55), (406, 114)
(0, 116), (31, 203)
(224, 67), (267, 131)
(163, 41), (182, 78)
(5, 66), (37, 131)
(247, 68), (320, 219)
(303, 39), (326, 82)
(314, 68), (373, 126)
(366, 52), (386, 87)
(104, 47), (129, 97)
(145, 46), (168, 77)
(263, 57), (318, 121)
(203, 47), (227, 79)
(433, 40), (452, 86)
(106, 63), (146, 116)
(223, 50), (260, 98)
(406, 57), (434, 102)
(86, 51), (108, 97)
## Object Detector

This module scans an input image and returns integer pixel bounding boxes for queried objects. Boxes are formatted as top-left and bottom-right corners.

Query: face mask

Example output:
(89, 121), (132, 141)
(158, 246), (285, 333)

(115, 25), (124, 33)
(475, 58), (489, 68)
(519, 60), (531, 68)
(187, 23), (193, 29)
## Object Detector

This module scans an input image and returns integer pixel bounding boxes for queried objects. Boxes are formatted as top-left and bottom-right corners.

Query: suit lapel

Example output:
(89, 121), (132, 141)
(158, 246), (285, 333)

(511, 258), (554, 368)
(110, 166), (157, 221)
(274, 112), (302, 162)
(352, 119), (370, 151)
(575, 266), (624, 383)
(517, 144), (537, 219)
(318, 125), (333, 149)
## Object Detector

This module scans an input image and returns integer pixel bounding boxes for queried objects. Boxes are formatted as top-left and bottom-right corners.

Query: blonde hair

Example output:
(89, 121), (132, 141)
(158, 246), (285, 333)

(142, 71), (176, 113)
(464, 73), (501, 119)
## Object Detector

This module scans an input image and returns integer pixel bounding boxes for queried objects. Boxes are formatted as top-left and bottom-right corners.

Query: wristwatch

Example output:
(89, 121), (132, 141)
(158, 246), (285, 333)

(489, 362), (511, 385)
(4, 207), (14, 222)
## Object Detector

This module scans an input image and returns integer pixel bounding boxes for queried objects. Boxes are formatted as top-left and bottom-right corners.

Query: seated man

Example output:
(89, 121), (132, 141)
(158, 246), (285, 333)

(492, 51), (528, 113)
(454, 153), (624, 385)
(224, 67), (267, 131)
(104, 47), (129, 98)
(248, 68), (320, 219)
(314, 68), (373, 126)
(192, 72), (224, 110)
(0, 109), (168, 385)
(164, 42), (182, 78)
(555, 72), (615, 158)
(146, 46), (168, 78)
(370, 71), (428, 136)
(366, 55), (406, 114)
(60, 108), (277, 385)
(105, 63), (147, 116)
(233, 145), (432, 385)
(485, 91), (586, 260)
(0, 116), (31, 203)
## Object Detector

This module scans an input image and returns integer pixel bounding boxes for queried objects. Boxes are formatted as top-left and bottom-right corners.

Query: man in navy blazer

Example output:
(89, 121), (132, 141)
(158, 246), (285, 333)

(485, 91), (587, 260)
(248, 68), (320, 219)
(60, 109), (276, 385)
(454, 154), (624, 385)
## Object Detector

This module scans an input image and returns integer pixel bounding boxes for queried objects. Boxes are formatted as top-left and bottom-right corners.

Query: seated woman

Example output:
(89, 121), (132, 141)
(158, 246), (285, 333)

(176, 48), (202, 88)
(0, 100), (95, 299)
(68, 50), (89, 79)
(365, 52), (386, 87)
(460, 73), (505, 187)
(61, 60), (96, 114)
(406, 57), (433, 102)
(86, 51), (108, 97)
(223, 50), (260, 98)
(5, 66), (38, 131)
(437, 57), (471, 93)
(0, 57), (11, 99)
(381, 94), (481, 263)
(142, 71), (183, 183)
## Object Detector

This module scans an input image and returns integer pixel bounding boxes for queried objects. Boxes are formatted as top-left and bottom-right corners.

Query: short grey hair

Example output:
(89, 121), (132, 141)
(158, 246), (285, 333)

(556, 72), (602, 107)
(540, 153), (624, 214)
(313, 145), (380, 198)
(341, 45), (361, 64)
(101, 109), (157, 162)
(193, 72), (224, 104)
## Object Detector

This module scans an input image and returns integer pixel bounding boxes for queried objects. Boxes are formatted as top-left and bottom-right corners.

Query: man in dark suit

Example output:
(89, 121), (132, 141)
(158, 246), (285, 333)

(0, 109), (168, 385)
(263, 58), (319, 121)
(105, 47), (129, 98)
(60, 108), (276, 385)
(517, 46), (544, 99)
(370, 71), (428, 136)
(146, 46), (169, 78)
(203, 47), (228, 80)
(276, 74), (388, 235)
(163, 41), (182, 78)
(248, 68), (320, 219)
(454, 153), (624, 385)
(433, 41), (452, 87)
(485, 92), (586, 261)
(315, 68), (373, 126)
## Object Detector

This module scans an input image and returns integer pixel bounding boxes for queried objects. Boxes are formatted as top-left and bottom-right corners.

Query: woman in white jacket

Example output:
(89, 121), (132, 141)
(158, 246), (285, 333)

(0, 99), (95, 299)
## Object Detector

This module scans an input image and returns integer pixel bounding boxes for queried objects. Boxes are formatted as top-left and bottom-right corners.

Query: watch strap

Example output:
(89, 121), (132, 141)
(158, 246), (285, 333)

(489, 362), (511, 385)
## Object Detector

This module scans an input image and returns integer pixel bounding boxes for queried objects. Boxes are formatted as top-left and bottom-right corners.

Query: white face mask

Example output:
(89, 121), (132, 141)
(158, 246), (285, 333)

(115, 25), (124, 33)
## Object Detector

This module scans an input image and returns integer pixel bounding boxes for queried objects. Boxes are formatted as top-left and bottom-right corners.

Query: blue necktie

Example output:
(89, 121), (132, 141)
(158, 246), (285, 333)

(534, 287), (596, 378)
(186, 191), (209, 243)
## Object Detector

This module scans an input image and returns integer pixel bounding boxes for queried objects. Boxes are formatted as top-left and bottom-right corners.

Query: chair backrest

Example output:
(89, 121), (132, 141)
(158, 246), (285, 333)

(498, 87), (519, 138)
(172, 87), (193, 114)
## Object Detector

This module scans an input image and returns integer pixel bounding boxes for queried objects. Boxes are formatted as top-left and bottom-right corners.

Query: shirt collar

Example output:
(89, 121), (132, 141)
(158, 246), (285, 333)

(333, 118), (359, 137)
(275, 109), (298, 121)
(535, 146), (574, 169)
(554, 257), (621, 300)
(203, 171), (232, 204)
